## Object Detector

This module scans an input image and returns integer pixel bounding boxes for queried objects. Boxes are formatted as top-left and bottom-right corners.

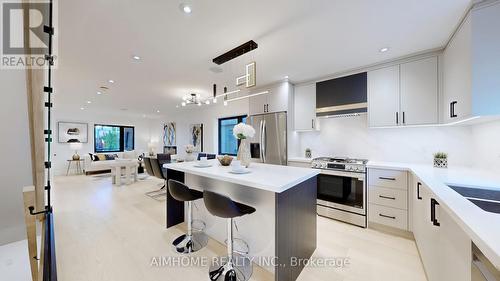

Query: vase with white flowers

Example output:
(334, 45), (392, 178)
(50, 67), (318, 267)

(233, 123), (255, 167)
(185, 144), (195, 162)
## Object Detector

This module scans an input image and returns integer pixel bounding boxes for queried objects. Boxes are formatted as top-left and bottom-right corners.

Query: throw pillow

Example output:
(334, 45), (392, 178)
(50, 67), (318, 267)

(104, 154), (116, 160)
(88, 153), (99, 161)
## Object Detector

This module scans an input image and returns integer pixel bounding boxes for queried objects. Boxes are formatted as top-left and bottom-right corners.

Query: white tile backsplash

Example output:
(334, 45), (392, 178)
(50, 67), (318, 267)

(295, 115), (493, 167)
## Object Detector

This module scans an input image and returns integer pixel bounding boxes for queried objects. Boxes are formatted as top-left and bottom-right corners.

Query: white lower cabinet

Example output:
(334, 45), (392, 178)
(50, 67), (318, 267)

(368, 168), (409, 231)
(410, 176), (471, 281)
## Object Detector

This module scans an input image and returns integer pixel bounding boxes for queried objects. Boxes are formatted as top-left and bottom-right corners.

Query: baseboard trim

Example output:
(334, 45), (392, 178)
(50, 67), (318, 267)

(368, 222), (415, 240)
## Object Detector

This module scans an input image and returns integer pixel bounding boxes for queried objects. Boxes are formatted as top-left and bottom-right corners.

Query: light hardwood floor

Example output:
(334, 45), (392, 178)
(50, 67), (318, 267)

(53, 174), (427, 281)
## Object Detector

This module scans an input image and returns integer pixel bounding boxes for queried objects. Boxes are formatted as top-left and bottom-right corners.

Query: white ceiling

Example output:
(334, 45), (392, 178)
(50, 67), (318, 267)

(54, 0), (471, 116)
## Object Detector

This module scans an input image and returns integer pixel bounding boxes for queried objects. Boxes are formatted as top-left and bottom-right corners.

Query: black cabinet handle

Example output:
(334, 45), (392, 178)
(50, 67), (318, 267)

(312, 119), (314, 129)
(450, 101), (458, 118)
(417, 182), (422, 200)
(379, 195), (396, 200)
(379, 213), (396, 220)
(379, 177), (396, 181)
(396, 112), (399, 124)
(402, 111), (406, 124)
(431, 198), (440, 226)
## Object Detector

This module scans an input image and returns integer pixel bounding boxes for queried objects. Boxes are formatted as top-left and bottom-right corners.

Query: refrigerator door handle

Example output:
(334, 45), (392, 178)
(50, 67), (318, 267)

(262, 119), (267, 163)
(259, 120), (264, 161)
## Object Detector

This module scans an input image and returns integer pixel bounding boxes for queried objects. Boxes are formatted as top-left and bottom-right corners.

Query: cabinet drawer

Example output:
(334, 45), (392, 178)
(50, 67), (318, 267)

(369, 186), (407, 210)
(369, 204), (408, 230)
(368, 169), (407, 190)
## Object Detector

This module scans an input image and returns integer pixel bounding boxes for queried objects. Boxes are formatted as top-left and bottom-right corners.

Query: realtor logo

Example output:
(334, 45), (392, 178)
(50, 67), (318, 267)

(1, 1), (57, 69)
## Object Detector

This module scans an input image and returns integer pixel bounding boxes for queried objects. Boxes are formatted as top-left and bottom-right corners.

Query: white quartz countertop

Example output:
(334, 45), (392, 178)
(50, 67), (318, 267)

(164, 160), (319, 193)
(367, 161), (500, 269)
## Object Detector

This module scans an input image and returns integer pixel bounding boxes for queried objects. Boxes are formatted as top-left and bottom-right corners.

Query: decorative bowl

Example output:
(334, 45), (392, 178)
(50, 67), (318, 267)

(217, 155), (234, 166)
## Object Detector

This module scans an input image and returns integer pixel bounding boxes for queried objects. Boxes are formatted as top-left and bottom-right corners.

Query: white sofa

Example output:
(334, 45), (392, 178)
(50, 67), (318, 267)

(84, 150), (139, 175)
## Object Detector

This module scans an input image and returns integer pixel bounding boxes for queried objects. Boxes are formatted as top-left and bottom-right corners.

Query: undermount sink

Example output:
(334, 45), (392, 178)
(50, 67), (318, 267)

(448, 185), (500, 214)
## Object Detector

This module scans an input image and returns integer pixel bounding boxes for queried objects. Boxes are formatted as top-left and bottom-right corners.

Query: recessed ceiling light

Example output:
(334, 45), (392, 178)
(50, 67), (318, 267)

(108, 80), (115, 84)
(379, 47), (390, 53)
(97, 91), (102, 95)
(87, 101), (92, 104)
(80, 107), (85, 110)
(176, 105), (179, 108)
(284, 76), (289, 79)
(156, 110), (160, 113)
(179, 3), (192, 14)
(132, 55), (141, 60)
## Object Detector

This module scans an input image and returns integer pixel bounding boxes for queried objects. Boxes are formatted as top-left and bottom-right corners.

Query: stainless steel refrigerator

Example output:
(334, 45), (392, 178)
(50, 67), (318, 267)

(247, 112), (287, 165)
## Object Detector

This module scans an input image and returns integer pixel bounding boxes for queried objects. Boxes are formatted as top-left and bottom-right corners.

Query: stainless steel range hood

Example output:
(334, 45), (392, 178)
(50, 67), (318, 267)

(316, 72), (367, 117)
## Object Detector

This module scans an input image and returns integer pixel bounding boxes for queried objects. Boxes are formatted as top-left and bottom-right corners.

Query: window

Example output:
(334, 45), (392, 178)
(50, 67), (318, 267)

(218, 115), (247, 156)
(94, 124), (135, 153)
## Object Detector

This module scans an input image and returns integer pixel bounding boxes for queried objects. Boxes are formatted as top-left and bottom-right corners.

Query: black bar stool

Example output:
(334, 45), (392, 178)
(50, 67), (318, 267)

(168, 179), (208, 254)
(203, 190), (256, 281)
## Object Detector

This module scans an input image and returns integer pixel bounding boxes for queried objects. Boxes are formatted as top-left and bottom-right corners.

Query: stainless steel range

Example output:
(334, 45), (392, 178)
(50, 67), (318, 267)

(311, 157), (368, 228)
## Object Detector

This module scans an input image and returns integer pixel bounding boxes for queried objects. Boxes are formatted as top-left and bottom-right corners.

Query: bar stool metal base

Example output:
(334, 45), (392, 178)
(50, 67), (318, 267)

(209, 253), (252, 281)
(172, 231), (208, 254)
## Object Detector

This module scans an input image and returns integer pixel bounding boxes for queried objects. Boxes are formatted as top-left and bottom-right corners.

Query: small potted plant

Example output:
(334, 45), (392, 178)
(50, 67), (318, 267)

(433, 152), (448, 168)
(185, 144), (195, 162)
(233, 123), (256, 167)
(305, 148), (312, 159)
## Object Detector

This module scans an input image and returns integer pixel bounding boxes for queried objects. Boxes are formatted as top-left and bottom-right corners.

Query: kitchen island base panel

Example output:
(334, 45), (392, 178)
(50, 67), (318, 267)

(275, 176), (317, 281)
(165, 170), (318, 281)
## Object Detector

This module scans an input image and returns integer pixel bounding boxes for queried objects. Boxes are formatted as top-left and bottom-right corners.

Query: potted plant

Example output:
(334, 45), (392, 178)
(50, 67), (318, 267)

(185, 144), (195, 162)
(305, 148), (312, 159)
(233, 123), (256, 168)
(433, 152), (448, 168)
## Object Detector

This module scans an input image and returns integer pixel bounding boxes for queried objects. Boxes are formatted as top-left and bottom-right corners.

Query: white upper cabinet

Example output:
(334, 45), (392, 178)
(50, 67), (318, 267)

(268, 82), (289, 113)
(248, 91), (268, 115)
(400, 57), (439, 125)
(442, 2), (500, 123)
(248, 81), (290, 115)
(442, 15), (472, 123)
(368, 65), (400, 127)
(368, 57), (439, 127)
(293, 83), (317, 131)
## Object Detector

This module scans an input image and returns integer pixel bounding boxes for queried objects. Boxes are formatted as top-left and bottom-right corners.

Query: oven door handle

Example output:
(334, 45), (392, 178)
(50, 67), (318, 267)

(319, 169), (365, 180)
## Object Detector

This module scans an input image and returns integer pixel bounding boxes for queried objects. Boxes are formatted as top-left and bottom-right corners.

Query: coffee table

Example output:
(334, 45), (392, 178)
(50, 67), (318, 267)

(111, 160), (139, 185)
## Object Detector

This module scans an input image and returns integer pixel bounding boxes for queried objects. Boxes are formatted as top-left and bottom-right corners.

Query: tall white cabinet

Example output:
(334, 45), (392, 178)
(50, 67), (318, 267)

(368, 56), (439, 127)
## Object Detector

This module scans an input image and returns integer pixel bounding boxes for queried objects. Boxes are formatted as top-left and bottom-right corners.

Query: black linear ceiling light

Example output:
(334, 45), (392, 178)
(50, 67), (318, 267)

(212, 40), (258, 65)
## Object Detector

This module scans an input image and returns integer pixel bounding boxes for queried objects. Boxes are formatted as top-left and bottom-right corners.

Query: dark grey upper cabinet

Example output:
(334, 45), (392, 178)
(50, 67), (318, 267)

(316, 72), (367, 117)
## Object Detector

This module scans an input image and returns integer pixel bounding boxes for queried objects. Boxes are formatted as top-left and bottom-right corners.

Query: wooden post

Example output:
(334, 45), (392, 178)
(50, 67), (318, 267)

(23, 186), (39, 281)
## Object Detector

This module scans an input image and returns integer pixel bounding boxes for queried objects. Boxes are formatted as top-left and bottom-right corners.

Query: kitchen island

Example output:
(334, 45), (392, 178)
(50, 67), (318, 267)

(163, 160), (319, 281)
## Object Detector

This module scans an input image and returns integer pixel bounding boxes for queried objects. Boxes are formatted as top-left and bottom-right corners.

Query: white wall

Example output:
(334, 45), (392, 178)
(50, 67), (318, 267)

(471, 120), (500, 170)
(295, 115), (476, 166)
(52, 108), (161, 175)
(155, 99), (249, 158)
(0, 70), (33, 245)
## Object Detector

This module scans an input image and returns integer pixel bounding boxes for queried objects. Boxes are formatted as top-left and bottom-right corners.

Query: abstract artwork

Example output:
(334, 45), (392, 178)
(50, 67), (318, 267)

(58, 122), (88, 143)
(163, 122), (176, 146)
(189, 123), (203, 152)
